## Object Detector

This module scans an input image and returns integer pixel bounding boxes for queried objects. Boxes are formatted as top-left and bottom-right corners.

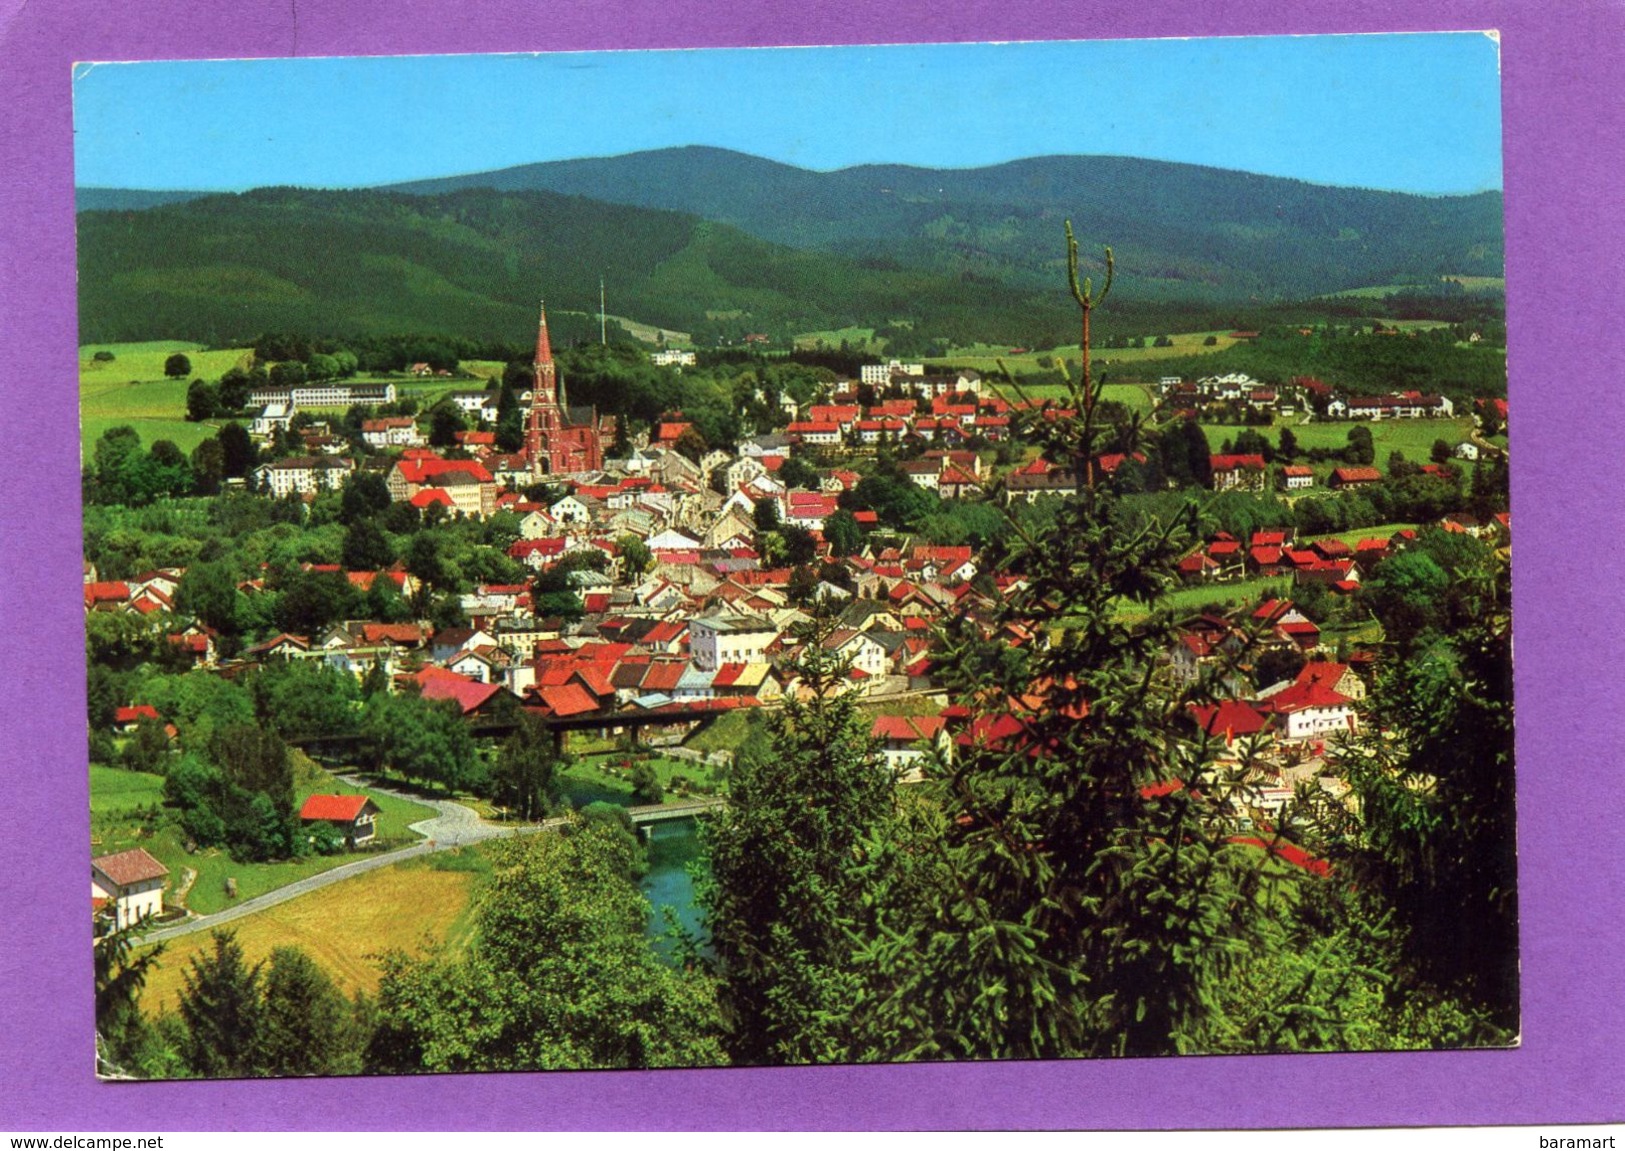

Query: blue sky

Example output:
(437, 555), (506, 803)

(72, 33), (1503, 195)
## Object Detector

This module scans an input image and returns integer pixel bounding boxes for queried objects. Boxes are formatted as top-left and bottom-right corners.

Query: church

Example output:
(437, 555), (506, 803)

(525, 301), (614, 478)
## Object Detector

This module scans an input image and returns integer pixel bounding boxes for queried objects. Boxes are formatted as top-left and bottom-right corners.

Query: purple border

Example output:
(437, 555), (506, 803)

(4, 0), (1621, 1131)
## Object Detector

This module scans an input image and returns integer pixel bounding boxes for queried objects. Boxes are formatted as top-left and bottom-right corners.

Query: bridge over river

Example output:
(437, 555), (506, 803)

(626, 796), (726, 826)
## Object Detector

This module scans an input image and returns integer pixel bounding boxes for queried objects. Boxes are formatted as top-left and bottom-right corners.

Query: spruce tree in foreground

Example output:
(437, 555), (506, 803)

(178, 930), (265, 1077)
(850, 225), (1376, 1060)
(700, 610), (899, 1064)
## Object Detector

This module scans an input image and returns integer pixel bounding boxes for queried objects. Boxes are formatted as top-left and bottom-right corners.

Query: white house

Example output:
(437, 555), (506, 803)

(689, 612), (778, 671)
(250, 400), (295, 438)
(448, 391), (498, 422)
(92, 848), (168, 930)
(361, 417), (425, 449)
(253, 456), (355, 498)
(1261, 680), (1358, 742)
(870, 714), (948, 780)
(824, 628), (889, 681)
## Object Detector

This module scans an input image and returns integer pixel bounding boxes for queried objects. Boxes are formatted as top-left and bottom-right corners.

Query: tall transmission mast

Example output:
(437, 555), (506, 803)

(599, 278), (607, 344)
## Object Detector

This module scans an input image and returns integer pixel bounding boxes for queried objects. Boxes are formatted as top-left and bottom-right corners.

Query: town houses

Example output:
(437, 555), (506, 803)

(85, 292), (1505, 986)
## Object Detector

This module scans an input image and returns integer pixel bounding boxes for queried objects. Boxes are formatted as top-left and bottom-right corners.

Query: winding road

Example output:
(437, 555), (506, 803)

(135, 778), (555, 946)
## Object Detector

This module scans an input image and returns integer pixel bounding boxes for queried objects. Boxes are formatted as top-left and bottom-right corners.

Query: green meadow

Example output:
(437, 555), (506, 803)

(89, 758), (438, 917)
(79, 341), (253, 459)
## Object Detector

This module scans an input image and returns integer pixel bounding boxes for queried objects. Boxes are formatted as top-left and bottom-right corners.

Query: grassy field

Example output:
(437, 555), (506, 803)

(78, 340), (493, 458)
(89, 760), (438, 916)
(986, 379), (1156, 412)
(1201, 416), (1479, 469)
(89, 764), (166, 815)
(795, 326), (883, 354)
(135, 852), (485, 1016)
(682, 709), (759, 755)
(1314, 522), (1424, 548)
(933, 331), (1240, 376)
(1322, 276), (1505, 299)
(79, 341), (256, 459)
(563, 752), (727, 799)
(1113, 577), (1296, 622)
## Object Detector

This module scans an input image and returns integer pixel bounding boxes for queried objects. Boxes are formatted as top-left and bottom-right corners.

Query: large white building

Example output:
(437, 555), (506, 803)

(253, 455), (355, 498)
(689, 612), (778, 671)
(249, 382), (397, 408)
(861, 359), (925, 385)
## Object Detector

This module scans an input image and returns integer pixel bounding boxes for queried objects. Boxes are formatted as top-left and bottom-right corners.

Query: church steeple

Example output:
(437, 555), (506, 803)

(526, 291), (602, 479)
(533, 299), (562, 411)
(534, 299), (554, 370)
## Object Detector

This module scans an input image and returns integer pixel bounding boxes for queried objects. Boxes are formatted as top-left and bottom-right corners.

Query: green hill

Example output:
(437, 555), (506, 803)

(76, 186), (1084, 348)
(386, 147), (1506, 301)
(76, 151), (1506, 349)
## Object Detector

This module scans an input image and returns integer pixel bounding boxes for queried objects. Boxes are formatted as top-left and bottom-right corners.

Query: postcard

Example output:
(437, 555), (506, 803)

(74, 33), (1517, 1083)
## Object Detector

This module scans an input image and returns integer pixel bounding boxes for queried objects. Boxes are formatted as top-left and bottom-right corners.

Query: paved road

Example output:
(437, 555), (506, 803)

(136, 779), (554, 946)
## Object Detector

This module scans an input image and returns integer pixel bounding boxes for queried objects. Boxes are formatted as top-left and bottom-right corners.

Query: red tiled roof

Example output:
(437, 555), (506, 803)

(414, 667), (503, 714)
(1330, 467), (1382, 484)
(361, 623), (424, 646)
(1262, 681), (1351, 713)
(114, 705), (161, 724)
(640, 661), (687, 693)
(871, 714), (946, 742)
(1210, 454), (1267, 471)
(92, 848), (169, 886)
(410, 488), (454, 509)
(84, 581), (131, 605)
(299, 794), (373, 822)
(396, 457), (494, 485)
(1189, 700), (1272, 740)
(533, 683), (600, 718)
(1296, 662), (1352, 691)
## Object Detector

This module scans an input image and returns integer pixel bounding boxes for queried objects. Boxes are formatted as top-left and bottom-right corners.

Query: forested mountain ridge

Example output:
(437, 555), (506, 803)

(76, 150), (1504, 347)
(383, 147), (1505, 299)
(75, 186), (1082, 347)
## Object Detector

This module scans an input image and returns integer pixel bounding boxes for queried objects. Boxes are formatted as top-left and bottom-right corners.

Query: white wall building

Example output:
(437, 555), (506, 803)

(689, 612), (778, 671)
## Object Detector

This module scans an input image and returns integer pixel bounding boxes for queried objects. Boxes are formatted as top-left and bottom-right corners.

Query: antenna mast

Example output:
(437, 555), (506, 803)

(599, 278), (607, 344)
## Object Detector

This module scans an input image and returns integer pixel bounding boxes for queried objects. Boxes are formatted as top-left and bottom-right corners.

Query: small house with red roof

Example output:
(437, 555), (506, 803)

(1329, 466), (1382, 489)
(413, 666), (514, 716)
(1188, 699), (1274, 747)
(1210, 454), (1269, 493)
(1292, 661), (1366, 702)
(1178, 552), (1222, 583)
(299, 794), (384, 848)
(84, 581), (132, 611)
(871, 713), (948, 779)
(1280, 465), (1315, 491)
(1247, 545), (1287, 577)
(113, 704), (161, 733)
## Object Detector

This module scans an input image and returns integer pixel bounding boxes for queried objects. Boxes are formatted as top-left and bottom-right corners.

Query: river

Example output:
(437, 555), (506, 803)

(639, 818), (711, 961)
(558, 778), (710, 961)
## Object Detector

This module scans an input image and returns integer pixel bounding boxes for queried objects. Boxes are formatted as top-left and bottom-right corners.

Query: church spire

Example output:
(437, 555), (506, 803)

(534, 299), (554, 368)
